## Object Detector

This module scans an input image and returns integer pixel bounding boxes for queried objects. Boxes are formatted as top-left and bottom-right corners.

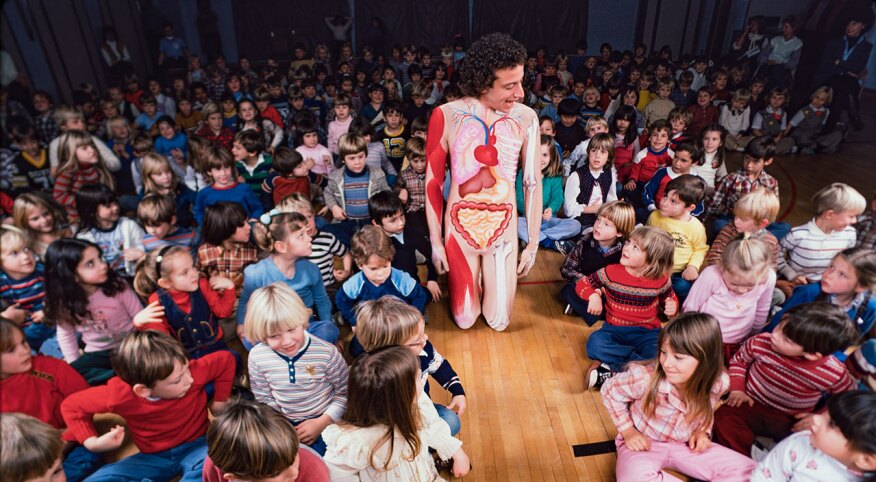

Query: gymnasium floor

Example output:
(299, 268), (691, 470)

(427, 92), (876, 481)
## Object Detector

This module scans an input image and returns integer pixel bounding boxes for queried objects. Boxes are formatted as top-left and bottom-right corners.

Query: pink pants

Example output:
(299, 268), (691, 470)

(615, 436), (755, 482)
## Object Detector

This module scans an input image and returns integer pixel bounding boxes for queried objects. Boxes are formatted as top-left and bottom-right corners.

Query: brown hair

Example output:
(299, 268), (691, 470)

(253, 211), (308, 252)
(342, 346), (421, 470)
(137, 194), (177, 227)
(355, 296), (423, 351)
(778, 302), (858, 354)
(351, 225), (395, 265)
(0, 318), (25, 353)
(664, 174), (706, 207)
(187, 134), (213, 176)
(628, 226), (675, 279)
(203, 145), (239, 182)
(338, 132), (368, 158)
(141, 152), (181, 195)
(0, 413), (63, 481)
(233, 128), (264, 154)
(133, 246), (191, 296)
(586, 132), (615, 172)
(112, 330), (188, 388)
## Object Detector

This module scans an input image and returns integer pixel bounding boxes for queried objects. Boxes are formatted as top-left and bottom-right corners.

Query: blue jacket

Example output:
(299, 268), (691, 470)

(642, 167), (705, 216)
(768, 283), (876, 338)
(336, 268), (428, 326)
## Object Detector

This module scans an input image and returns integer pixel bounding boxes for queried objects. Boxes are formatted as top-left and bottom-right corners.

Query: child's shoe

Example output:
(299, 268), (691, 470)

(586, 362), (613, 389)
(554, 239), (573, 255)
(564, 304), (574, 315)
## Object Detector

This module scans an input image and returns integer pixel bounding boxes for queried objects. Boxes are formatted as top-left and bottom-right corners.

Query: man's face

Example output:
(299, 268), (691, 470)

(479, 65), (524, 112)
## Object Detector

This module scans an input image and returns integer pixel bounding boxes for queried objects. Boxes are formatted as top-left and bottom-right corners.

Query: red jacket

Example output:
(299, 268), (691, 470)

(0, 356), (88, 430)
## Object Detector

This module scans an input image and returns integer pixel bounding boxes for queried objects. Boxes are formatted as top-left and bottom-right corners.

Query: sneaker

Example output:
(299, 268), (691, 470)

(586, 362), (613, 390)
(735, 146), (746, 152)
(554, 240), (573, 255)
(564, 304), (574, 315)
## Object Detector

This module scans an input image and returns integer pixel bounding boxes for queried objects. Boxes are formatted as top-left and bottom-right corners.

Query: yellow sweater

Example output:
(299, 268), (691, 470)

(647, 211), (709, 273)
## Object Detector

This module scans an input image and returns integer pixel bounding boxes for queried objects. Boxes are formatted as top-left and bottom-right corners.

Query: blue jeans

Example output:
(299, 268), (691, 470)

(64, 445), (102, 482)
(561, 283), (601, 326)
(518, 217), (582, 244)
(291, 419), (327, 456)
(85, 435), (207, 482)
(671, 274), (693, 303)
(241, 319), (338, 350)
(586, 323), (660, 372)
(711, 216), (792, 242)
(434, 403), (461, 436)
(322, 218), (370, 248)
(23, 322), (56, 353)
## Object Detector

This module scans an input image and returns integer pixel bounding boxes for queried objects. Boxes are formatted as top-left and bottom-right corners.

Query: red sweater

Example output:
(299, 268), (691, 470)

(575, 263), (676, 329)
(53, 164), (104, 223)
(0, 356), (88, 430)
(61, 351), (235, 453)
(729, 333), (855, 415)
(137, 277), (235, 339)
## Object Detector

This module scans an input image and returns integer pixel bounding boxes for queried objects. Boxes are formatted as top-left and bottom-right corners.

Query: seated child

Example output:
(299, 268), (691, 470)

(0, 413), (68, 482)
(60, 330), (236, 481)
(295, 118), (334, 177)
(231, 129), (272, 208)
(713, 302), (858, 455)
(788, 85), (843, 155)
(323, 133), (390, 247)
(601, 313), (756, 481)
(705, 188), (780, 269)
(554, 98), (587, 158)
(394, 136), (429, 234)
(1, 123), (52, 196)
(356, 296), (466, 435)
(138, 153), (197, 227)
(667, 107), (691, 151)
(777, 183), (865, 296)
(336, 225), (428, 356)
(565, 116), (609, 175)
(10, 192), (72, 258)
(697, 123), (729, 193)
(685, 86), (718, 138)
(244, 282), (348, 456)
(369, 191), (441, 301)
(643, 78), (676, 127)
(193, 146), (264, 225)
(195, 102), (234, 151)
(74, 183), (146, 277)
(262, 147), (325, 206)
(625, 120), (674, 206)
(197, 202), (260, 291)
(751, 390), (876, 482)
(720, 89), (753, 152)
(609, 107), (641, 185)
(565, 133), (619, 234)
(327, 92), (354, 157)
(646, 175), (709, 300)
(138, 194), (200, 253)
(203, 399), (330, 482)
(374, 100), (409, 175)
(751, 87), (794, 155)
(348, 117), (398, 183)
(576, 226), (678, 388)
(684, 238), (776, 362)
(641, 140), (704, 221)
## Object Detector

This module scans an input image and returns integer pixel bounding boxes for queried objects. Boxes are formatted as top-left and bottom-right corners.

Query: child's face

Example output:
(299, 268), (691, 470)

(623, 90), (637, 106)
(731, 98), (747, 111)
(743, 154), (769, 178)
(413, 130), (427, 140)
(750, 82), (764, 96)
(148, 80), (161, 95)
(720, 266), (759, 295)
(670, 118), (686, 135)
(584, 91), (599, 106)
(32, 95), (51, 113)
(615, 118), (630, 133)
(810, 93), (829, 108)
(573, 83), (586, 97)
(96, 202), (120, 226)
(702, 130), (721, 154)
(639, 78), (652, 89)
(769, 93), (785, 109)
(102, 103), (119, 119)
(145, 221), (174, 240)
(210, 165), (234, 186)
(620, 238), (648, 269)
(539, 120), (555, 136)
(671, 150), (694, 174)
(592, 216), (620, 244)
(655, 65), (669, 79)
(657, 85), (671, 99)
(227, 77), (241, 92)
(65, 118), (85, 131)
(412, 95), (425, 107)
(410, 156), (426, 174)
(650, 129), (669, 150)
(733, 215), (762, 234)
(302, 86), (316, 99)
(731, 70), (744, 84)
(149, 360), (194, 399)
(377, 210), (405, 235)
(207, 112), (223, 130)
(292, 159), (312, 178)
(143, 102), (158, 116)
(302, 132), (319, 148)
(588, 146), (609, 171)
(588, 124), (608, 138)
(281, 227), (312, 258)
(127, 81), (140, 93)
(239, 102), (256, 121)
(658, 338), (699, 387)
(544, 65), (557, 76)
(820, 254), (860, 297)
(230, 221), (252, 243)
(344, 151), (367, 173)
(26, 206), (55, 233)
(290, 97), (304, 110)
(825, 209), (861, 232)
(1, 244), (36, 279)
(539, 144), (551, 170)
(178, 100), (193, 115)
(526, 58), (537, 69)
(551, 93), (564, 106)
(385, 111), (402, 129)
(808, 412), (865, 470)
(334, 104), (350, 120)
(162, 253), (200, 292)
(369, 89), (384, 104)
(20, 138), (40, 157)
(359, 255), (392, 286)
(76, 246), (109, 286)
(697, 91), (712, 106)
(694, 61), (707, 73)
(231, 141), (250, 161)
(659, 191), (691, 219)
(401, 318), (428, 355)
(628, 70), (641, 84)
(560, 114), (577, 127)
(75, 143), (98, 164)
(713, 75), (727, 90)
(194, 88), (208, 102)
(158, 122), (175, 139)
(1, 328), (35, 382)
(770, 321), (807, 357)
(150, 168), (174, 190)
(109, 88), (124, 103)
(221, 99), (236, 112)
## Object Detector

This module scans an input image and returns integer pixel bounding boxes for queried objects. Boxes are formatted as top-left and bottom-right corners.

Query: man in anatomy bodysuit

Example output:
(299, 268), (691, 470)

(426, 33), (542, 331)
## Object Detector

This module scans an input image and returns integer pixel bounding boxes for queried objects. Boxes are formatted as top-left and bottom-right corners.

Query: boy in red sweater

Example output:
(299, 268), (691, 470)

(61, 330), (235, 481)
(713, 302), (858, 455)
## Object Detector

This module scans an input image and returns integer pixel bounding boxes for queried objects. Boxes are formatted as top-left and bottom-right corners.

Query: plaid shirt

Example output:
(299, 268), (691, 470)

(34, 113), (60, 145)
(396, 167), (426, 212)
(206, 75), (227, 101)
(707, 168), (779, 217)
(197, 242), (260, 290)
(601, 363), (729, 442)
(857, 211), (876, 250)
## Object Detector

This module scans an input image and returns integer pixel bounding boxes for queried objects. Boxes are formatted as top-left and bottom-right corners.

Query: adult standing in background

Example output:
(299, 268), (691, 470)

(325, 15), (352, 60)
(100, 26), (133, 86)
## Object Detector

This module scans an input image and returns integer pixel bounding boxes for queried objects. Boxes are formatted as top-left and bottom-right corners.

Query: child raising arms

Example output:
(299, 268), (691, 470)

(601, 312), (756, 481)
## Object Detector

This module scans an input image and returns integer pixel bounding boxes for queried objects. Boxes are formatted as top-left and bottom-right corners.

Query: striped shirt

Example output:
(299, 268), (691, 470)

(419, 341), (465, 398)
(142, 226), (200, 253)
(778, 219), (857, 281)
(343, 169), (370, 219)
(728, 333), (855, 415)
(575, 264), (677, 329)
(0, 263), (46, 325)
(52, 165), (104, 223)
(248, 333), (349, 422)
(308, 231), (347, 285)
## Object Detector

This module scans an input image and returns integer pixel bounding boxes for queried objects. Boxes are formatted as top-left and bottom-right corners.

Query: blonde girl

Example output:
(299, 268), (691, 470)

(52, 130), (115, 224)
(323, 346), (471, 480)
(683, 237), (776, 362)
(564, 132), (618, 233)
(601, 312), (756, 481)
(186, 134), (211, 190)
(140, 153), (197, 227)
(12, 192), (72, 257)
(519, 134), (581, 252)
(236, 211), (339, 349)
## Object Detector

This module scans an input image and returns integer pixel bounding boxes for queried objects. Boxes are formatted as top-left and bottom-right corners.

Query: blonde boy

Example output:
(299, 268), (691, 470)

(705, 188), (780, 268)
(244, 282), (349, 456)
(1, 413), (65, 482)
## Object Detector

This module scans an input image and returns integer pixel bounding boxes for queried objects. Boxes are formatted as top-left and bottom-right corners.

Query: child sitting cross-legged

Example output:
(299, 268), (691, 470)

(262, 147), (325, 207)
(713, 302), (859, 456)
(244, 282), (349, 456)
(60, 330), (236, 481)
(337, 225), (429, 357)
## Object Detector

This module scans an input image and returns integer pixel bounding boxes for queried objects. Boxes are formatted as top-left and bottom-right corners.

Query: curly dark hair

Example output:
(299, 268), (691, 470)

(457, 33), (526, 98)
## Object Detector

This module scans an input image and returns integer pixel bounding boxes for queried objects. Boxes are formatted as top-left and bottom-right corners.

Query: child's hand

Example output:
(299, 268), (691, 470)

(426, 280), (442, 302)
(209, 276), (235, 291)
(625, 179), (637, 191)
(31, 310), (45, 323)
(1, 303), (27, 324)
(587, 293), (603, 315)
(295, 415), (332, 445)
(83, 425), (126, 452)
(664, 297), (678, 317)
(333, 268), (351, 282)
(317, 205), (329, 216)
(123, 248), (145, 262)
(170, 148), (184, 161)
(620, 427), (651, 451)
(133, 301), (165, 327)
(542, 207), (553, 220)
(451, 448), (472, 478)
(688, 430), (711, 452)
(209, 400), (228, 415)
(791, 412), (815, 432)
(330, 205), (347, 221)
(681, 265), (699, 281)
(236, 323), (246, 341)
(792, 275), (808, 286)
(398, 188), (409, 203)
(726, 390), (754, 408)
(448, 394), (467, 415)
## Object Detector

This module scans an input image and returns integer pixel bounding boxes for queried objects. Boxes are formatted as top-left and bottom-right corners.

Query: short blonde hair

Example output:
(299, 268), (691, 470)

(812, 183), (866, 216)
(53, 104), (83, 126)
(584, 116), (609, 132)
(811, 85), (833, 104)
(720, 237), (772, 281)
(276, 192), (313, 214)
(628, 226), (675, 279)
(0, 413), (63, 482)
(596, 201), (636, 239)
(201, 101), (221, 117)
(356, 296), (422, 351)
(733, 188), (780, 223)
(243, 282), (312, 342)
(112, 330), (188, 388)
(0, 224), (29, 255)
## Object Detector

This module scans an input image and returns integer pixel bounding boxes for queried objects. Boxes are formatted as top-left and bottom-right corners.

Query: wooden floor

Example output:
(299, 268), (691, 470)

(429, 92), (876, 482)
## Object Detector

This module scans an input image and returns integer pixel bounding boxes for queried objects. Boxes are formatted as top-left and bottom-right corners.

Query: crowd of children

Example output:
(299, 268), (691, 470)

(2, 13), (876, 482)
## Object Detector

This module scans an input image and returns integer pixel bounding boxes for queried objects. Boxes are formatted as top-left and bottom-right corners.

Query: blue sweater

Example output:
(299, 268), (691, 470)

(237, 257), (332, 326)
(154, 133), (188, 159)
(642, 167), (705, 216)
(768, 283), (876, 338)
(335, 268), (428, 326)
(194, 182), (264, 225)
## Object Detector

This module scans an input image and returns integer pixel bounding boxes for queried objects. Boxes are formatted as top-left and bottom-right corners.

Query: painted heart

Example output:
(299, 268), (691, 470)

(450, 201), (513, 249)
(473, 144), (499, 166)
